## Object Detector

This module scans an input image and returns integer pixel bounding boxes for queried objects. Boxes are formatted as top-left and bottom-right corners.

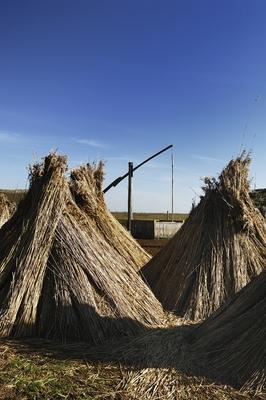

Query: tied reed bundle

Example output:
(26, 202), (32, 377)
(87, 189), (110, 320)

(70, 162), (150, 271)
(0, 154), (165, 343)
(142, 152), (266, 321)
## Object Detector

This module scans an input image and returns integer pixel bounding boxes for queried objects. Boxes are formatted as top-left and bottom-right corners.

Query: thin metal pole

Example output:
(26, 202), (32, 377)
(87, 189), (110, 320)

(171, 151), (174, 222)
(127, 162), (133, 232)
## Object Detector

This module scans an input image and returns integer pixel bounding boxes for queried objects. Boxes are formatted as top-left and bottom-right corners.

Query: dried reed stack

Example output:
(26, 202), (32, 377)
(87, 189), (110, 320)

(0, 154), (67, 337)
(142, 153), (266, 320)
(0, 193), (15, 228)
(188, 269), (266, 393)
(0, 154), (164, 343)
(70, 162), (150, 270)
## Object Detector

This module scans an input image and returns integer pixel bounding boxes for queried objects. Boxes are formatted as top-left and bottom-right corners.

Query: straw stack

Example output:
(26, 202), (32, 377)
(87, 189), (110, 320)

(0, 154), (165, 343)
(70, 162), (150, 271)
(142, 153), (266, 320)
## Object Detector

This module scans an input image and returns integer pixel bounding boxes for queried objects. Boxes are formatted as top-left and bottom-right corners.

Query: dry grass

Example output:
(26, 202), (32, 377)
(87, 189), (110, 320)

(142, 152), (266, 321)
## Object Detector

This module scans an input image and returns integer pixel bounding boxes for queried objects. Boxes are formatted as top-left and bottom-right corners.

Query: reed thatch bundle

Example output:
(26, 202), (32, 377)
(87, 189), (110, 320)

(0, 154), (67, 337)
(0, 154), (164, 343)
(188, 269), (266, 393)
(0, 193), (15, 228)
(142, 153), (266, 320)
(70, 162), (150, 270)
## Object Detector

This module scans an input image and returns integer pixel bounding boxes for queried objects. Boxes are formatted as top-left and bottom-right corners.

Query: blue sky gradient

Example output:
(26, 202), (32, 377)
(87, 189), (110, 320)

(0, 0), (266, 212)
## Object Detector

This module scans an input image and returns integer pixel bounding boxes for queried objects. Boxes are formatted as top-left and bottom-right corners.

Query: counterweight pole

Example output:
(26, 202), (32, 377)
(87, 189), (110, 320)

(103, 145), (174, 234)
(103, 144), (173, 193)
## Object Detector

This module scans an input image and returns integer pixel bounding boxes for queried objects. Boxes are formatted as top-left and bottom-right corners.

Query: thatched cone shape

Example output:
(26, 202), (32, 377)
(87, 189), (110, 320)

(188, 269), (266, 393)
(142, 153), (266, 321)
(69, 162), (150, 270)
(0, 154), (164, 343)
(0, 193), (15, 228)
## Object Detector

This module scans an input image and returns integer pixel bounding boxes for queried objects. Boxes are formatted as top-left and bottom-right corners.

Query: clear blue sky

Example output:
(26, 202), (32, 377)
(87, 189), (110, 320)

(0, 0), (266, 212)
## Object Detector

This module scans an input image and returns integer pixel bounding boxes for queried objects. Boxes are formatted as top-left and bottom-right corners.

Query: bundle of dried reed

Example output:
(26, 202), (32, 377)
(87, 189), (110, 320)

(0, 154), (67, 337)
(142, 153), (266, 320)
(0, 154), (164, 343)
(70, 162), (150, 270)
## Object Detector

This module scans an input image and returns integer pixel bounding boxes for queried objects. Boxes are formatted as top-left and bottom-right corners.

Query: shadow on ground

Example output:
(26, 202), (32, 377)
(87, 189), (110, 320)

(0, 304), (263, 397)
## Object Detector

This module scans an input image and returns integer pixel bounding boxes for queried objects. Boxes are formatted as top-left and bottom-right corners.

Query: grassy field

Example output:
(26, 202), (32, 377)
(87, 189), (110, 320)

(0, 189), (26, 204)
(0, 190), (188, 221)
(113, 212), (188, 222)
(0, 340), (126, 400)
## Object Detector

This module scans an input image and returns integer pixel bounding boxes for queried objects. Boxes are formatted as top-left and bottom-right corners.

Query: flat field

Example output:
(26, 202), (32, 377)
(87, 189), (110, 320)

(0, 190), (189, 223)
(112, 211), (188, 221)
(0, 189), (26, 204)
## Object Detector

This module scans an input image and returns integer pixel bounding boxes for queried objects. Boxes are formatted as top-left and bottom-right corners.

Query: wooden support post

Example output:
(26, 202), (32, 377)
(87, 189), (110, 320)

(127, 162), (133, 232)
(171, 152), (174, 222)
